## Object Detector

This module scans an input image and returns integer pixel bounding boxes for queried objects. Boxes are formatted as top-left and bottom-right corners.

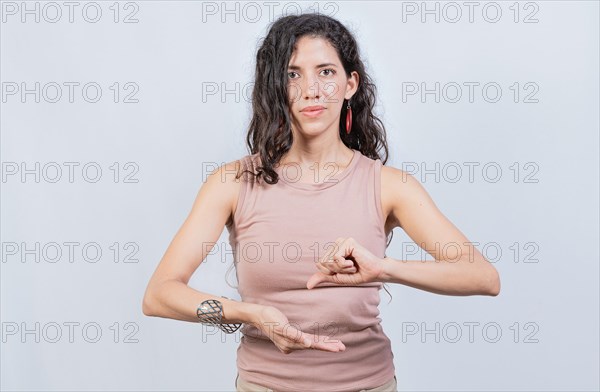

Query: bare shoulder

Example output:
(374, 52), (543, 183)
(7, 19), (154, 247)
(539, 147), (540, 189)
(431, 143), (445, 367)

(219, 157), (244, 223)
(380, 163), (428, 231)
(202, 157), (247, 226)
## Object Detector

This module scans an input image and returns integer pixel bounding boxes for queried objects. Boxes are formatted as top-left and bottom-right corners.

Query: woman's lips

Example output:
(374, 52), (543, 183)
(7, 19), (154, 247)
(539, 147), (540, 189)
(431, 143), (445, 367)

(301, 108), (325, 118)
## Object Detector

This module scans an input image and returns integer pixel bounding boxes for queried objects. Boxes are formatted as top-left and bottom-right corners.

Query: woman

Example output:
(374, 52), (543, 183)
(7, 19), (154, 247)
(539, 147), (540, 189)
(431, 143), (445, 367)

(142, 13), (501, 392)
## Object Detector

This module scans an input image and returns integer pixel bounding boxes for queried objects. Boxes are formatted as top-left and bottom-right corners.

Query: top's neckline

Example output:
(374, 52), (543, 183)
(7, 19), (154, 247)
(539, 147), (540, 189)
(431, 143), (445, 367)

(275, 149), (360, 191)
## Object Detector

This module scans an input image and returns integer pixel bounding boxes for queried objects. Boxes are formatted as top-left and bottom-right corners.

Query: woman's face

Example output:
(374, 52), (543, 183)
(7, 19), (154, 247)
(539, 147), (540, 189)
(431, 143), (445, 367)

(286, 36), (359, 137)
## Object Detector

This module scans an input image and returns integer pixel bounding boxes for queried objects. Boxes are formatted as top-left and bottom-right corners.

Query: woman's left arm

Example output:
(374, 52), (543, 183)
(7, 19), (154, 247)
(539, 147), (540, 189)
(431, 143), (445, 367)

(379, 166), (501, 296)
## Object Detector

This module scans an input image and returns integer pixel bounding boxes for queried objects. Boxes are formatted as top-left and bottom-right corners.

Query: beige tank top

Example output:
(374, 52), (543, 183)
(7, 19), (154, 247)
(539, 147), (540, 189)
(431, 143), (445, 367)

(225, 148), (395, 391)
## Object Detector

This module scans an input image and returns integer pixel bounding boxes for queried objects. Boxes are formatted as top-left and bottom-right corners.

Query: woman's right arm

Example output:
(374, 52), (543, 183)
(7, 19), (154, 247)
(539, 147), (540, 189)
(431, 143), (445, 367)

(141, 159), (259, 324)
(141, 158), (347, 353)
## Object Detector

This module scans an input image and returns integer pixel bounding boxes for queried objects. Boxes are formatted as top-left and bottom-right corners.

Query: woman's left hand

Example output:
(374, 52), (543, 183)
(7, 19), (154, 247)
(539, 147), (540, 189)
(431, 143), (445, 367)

(306, 237), (385, 289)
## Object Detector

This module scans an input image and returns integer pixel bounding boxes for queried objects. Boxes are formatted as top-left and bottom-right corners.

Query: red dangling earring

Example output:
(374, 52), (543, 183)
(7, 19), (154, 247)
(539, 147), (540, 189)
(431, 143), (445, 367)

(345, 100), (353, 134)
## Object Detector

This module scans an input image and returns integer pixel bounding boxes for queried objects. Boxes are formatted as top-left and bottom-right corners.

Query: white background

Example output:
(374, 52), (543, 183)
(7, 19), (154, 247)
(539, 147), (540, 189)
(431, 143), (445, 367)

(1, 1), (599, 391)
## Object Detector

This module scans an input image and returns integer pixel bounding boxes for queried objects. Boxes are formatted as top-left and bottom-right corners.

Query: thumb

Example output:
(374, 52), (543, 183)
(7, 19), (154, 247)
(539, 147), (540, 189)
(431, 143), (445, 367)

(300, 333), (312, 347)
(284, 327), (311, 347)
(306, 271), (331, 290)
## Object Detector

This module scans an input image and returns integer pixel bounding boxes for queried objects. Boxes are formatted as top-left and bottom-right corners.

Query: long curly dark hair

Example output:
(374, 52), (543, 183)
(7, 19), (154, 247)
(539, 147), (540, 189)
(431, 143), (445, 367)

(244, 12), (389, 182)
(228, 12), (394, 303)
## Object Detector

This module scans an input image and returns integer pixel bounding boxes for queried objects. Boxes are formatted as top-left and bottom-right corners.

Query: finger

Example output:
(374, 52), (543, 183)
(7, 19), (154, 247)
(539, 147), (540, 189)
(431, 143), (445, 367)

(306, 271), (332, 289)
(309, 259), (357, 288)
(340, 264), (357, 274)
(340, 254), (357, 271)
(320, 240), (344, 265)
(304, 332), (346, 352)
(284, 329), (342, 353)
(316, 257), (336, 275)
(288, 330), (310, 347)
(334, 254), (355, 269)
(319, 254), (349, 275)
(327, 255), (355, 275)
(282, 325), (309, 348)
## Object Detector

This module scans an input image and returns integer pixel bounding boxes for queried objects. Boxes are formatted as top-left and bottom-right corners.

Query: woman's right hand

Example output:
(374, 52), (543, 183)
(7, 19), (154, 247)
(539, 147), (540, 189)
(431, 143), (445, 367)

(250, 305), (346, 354)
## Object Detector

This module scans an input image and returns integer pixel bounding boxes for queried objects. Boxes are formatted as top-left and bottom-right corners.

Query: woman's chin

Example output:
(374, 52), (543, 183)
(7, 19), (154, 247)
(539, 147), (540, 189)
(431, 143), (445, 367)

(296, 124), (330, 136)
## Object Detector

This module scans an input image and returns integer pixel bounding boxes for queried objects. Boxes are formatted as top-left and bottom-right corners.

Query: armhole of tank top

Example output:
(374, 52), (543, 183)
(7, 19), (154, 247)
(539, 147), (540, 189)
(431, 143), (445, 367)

(231, 155), (250, 229)
(373, 159), (386, 237)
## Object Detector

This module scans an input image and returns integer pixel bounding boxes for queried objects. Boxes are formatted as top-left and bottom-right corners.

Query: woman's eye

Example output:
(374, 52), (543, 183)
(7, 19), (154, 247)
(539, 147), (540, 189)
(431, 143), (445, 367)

(287, 69), (335, 79)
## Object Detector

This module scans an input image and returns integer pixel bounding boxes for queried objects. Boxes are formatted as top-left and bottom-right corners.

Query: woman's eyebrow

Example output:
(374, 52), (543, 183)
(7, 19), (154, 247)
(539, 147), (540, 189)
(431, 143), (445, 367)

(288, 63), (338, 70)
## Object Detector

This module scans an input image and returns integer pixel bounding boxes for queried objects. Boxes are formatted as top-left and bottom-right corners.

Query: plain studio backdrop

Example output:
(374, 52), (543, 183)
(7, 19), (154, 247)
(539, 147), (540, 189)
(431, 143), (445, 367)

(1, 1), (598, 391)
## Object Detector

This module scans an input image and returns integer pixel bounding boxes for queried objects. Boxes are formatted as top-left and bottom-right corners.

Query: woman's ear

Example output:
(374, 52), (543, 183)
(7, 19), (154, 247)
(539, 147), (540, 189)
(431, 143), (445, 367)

(345, 71), (360, 100)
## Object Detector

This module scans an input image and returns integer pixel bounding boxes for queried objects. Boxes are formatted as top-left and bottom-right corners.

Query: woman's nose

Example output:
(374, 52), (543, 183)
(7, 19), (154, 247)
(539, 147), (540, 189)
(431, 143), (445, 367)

(302, 77), (323, 100)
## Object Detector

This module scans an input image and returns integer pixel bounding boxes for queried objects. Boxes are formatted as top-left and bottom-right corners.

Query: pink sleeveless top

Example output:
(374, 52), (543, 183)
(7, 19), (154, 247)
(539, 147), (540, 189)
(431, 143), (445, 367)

(225, 148), (396, 391)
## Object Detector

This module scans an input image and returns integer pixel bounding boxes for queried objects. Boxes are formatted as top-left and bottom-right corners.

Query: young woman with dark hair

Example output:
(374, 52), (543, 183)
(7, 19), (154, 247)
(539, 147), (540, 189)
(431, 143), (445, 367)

(143, 12), (500, 392)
